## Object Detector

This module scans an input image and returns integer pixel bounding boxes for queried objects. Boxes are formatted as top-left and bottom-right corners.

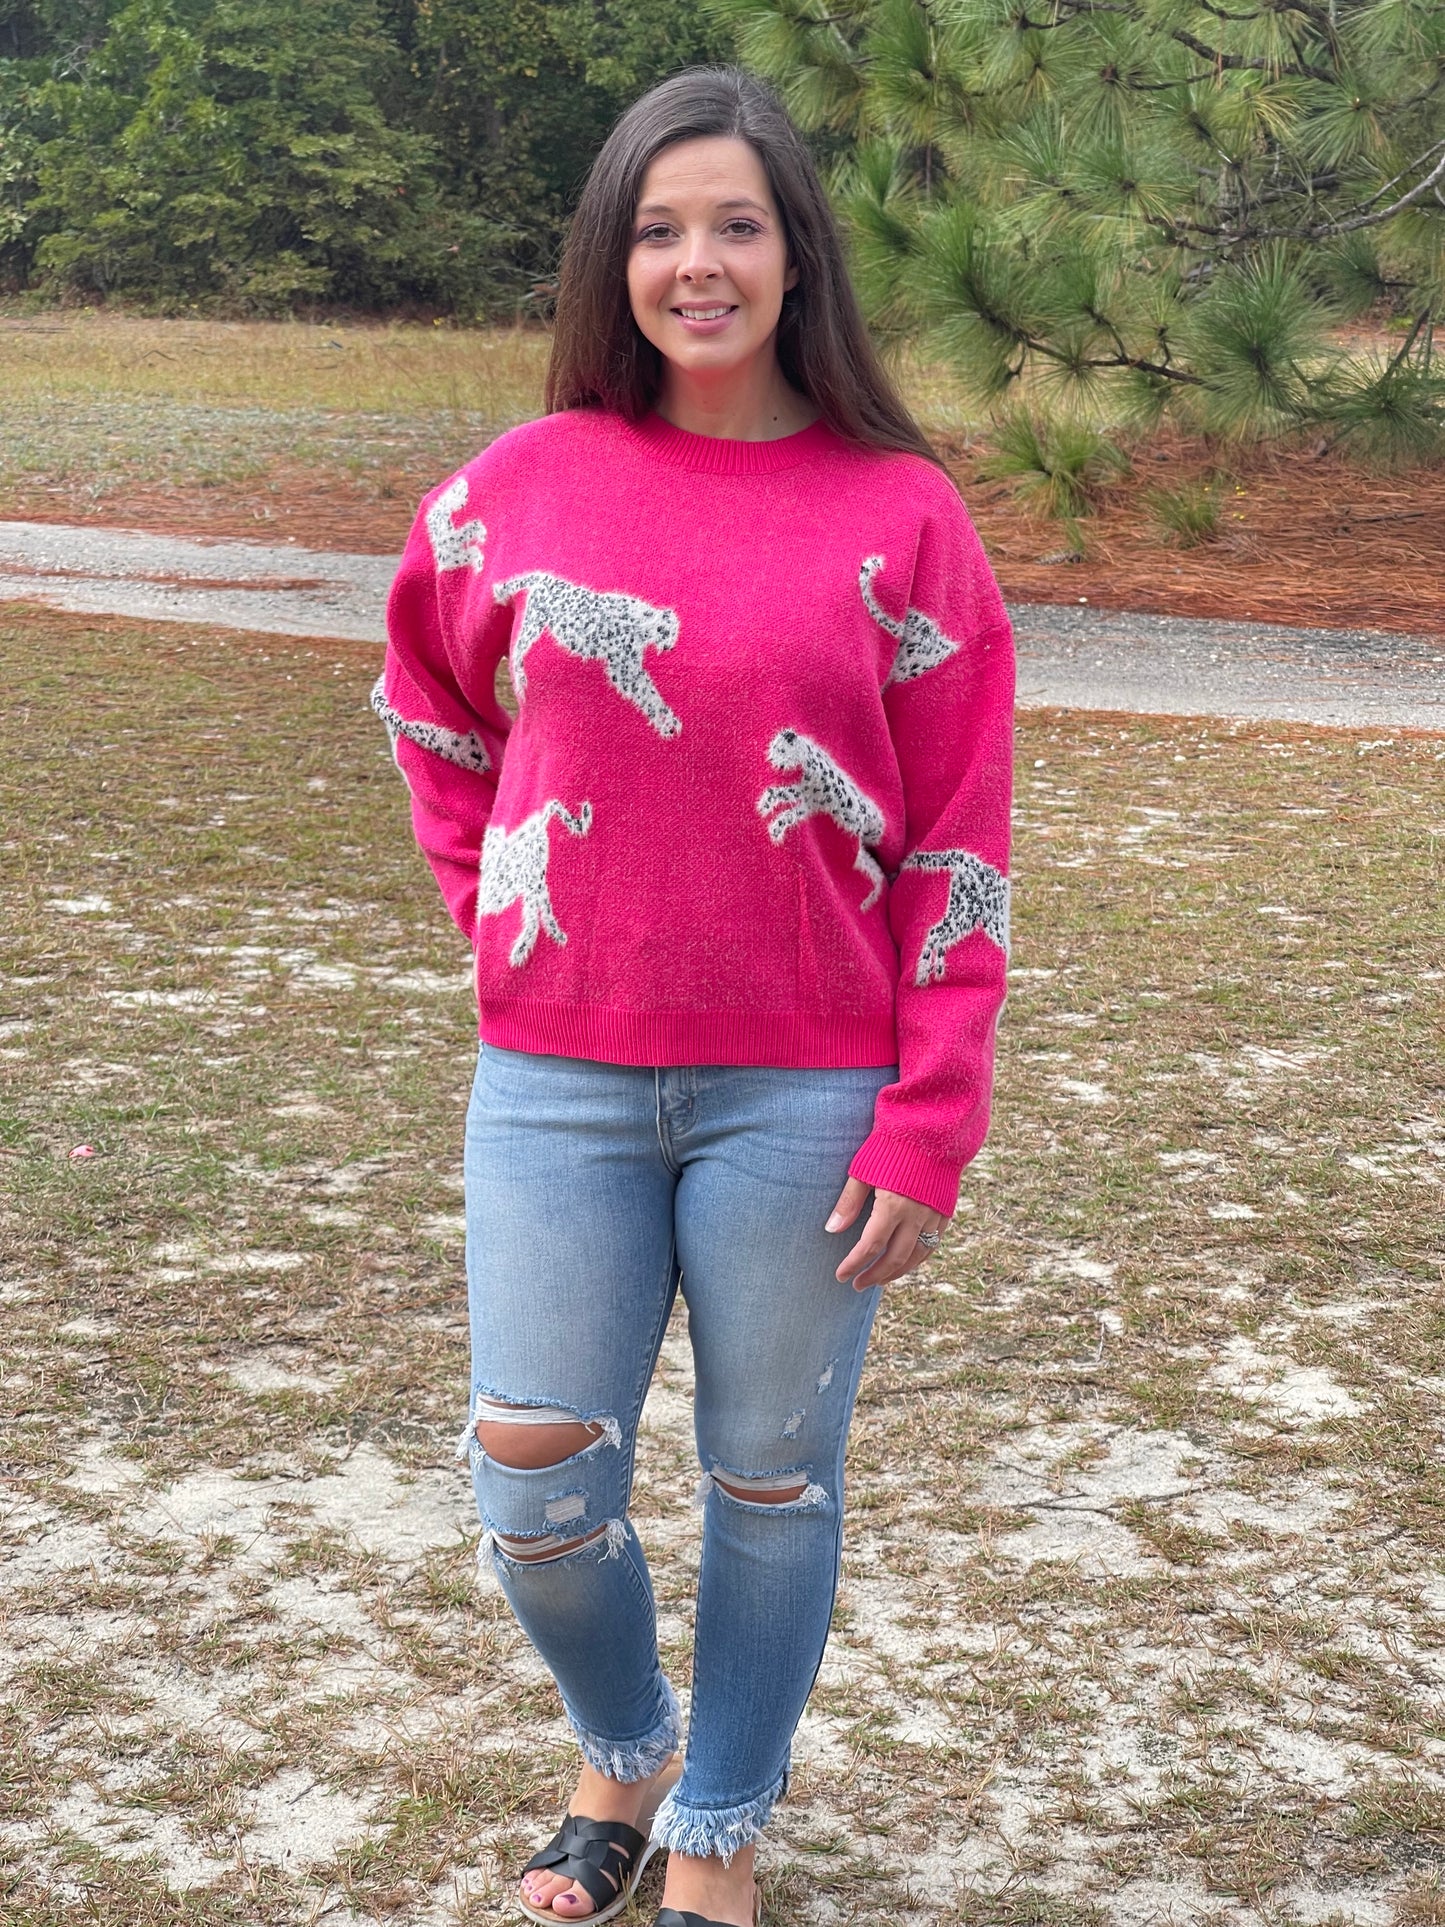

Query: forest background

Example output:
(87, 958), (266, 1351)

(0, 0), (735, 315)
(3, 0), (1441, 623)
(3, 7), (1445, 1921)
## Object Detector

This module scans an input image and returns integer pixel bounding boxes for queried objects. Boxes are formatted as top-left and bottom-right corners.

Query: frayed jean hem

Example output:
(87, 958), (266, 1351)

(649, 1769), (787, 1863)
(566, 1676), (682, 1784)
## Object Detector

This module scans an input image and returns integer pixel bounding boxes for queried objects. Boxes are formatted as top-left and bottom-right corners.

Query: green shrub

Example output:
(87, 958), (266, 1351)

(0, 0), (734, 314)
(1144, 479), (1224, 549)
(977, 410), (1131, 521)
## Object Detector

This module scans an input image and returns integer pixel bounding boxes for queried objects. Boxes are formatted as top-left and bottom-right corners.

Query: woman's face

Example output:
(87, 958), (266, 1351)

(626, 136), (797, 384)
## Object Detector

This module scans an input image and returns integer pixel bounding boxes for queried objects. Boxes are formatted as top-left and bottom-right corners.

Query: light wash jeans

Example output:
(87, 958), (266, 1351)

(461, 1044), (895, 1862)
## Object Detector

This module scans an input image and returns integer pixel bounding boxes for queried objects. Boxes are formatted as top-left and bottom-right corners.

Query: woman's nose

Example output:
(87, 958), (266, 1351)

(676, 234), (722, 282)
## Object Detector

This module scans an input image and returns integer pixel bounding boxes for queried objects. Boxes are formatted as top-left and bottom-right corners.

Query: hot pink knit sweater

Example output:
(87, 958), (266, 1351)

(376, 407), (1013, 1215)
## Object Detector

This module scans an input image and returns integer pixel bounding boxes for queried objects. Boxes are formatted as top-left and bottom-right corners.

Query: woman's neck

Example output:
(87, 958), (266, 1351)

(653, 355), (818, 443)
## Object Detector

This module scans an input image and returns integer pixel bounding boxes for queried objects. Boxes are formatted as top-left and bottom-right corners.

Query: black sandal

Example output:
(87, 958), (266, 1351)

(520, 1813), (660, 1923)
(656, 1895), (761, 1927)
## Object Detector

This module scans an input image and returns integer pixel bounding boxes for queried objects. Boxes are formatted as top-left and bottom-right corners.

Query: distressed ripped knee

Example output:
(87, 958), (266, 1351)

(491, 1519), (617, 1563)
(471, 1394), (618, 1470)
(476, 1416), (600, 1470)
(703, 1466), (828, 1509)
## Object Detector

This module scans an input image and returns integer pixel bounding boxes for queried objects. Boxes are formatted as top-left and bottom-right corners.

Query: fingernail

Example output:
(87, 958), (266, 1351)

(825, 1212), (844, 1232)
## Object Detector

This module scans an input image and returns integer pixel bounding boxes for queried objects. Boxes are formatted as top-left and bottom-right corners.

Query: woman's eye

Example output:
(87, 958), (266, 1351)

(723, 220), (762, 237)
(635, 225), (672, 244)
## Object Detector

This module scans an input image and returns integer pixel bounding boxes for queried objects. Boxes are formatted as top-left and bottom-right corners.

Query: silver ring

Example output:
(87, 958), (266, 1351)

(915, 1229), (942, 1251)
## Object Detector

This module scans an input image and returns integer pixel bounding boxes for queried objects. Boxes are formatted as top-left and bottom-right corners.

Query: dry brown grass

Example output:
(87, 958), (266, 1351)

(1, 603), (1442, 1924)
(0, 311), (553, 414)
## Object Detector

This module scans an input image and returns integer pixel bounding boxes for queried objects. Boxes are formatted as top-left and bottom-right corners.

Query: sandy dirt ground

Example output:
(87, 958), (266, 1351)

(3, 307), (1441, 1922)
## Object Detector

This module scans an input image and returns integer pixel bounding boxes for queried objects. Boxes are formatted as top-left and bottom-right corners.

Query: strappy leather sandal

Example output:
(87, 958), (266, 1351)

(518, 1814), (655, 1922)
(655, 1891), (762, 1927)
(519, 1763), (681, 1924)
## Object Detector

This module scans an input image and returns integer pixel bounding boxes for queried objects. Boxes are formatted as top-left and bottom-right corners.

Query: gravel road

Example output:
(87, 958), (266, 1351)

(0, 520), (393, 643)
(3, 519), (1441, 730)
(1010, 599), (1445, 731)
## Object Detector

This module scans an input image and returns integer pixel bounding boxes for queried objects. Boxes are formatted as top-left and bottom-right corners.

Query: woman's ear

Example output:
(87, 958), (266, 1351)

(784, 258), (800, 293)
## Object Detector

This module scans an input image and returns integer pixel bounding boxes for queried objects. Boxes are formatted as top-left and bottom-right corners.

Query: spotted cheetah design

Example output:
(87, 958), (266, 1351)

(757, 728), (887, 911)
(369, 675), (491, 774)
(903, 849), (1010, 983)
(426, 476), (487, 573)
(492, 571), (681, 737)
(859, 555), (961, 688)
(478, 799), (593, 966)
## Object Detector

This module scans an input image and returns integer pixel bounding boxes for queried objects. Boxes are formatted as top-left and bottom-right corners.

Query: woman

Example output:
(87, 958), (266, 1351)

(374, 65), (1013, 1927)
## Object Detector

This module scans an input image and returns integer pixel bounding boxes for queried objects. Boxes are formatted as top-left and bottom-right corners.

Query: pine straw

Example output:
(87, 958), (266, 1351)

(6, 434), (1441, 642)
(950, 428), (1445, 639)
(3, 605), (1444, 1924)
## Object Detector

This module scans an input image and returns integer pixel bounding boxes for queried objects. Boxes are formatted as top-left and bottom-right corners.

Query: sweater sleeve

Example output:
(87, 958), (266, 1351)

(847, 491), (1015, 1216)
(373, 475), (513, 942)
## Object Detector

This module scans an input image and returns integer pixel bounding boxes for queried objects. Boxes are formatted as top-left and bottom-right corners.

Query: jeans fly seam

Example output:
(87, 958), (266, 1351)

(653, 1068), (682, 1176)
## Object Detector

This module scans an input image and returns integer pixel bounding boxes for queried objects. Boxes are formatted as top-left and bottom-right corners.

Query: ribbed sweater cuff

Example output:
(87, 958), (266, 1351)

(848, 1130), (968, 1218)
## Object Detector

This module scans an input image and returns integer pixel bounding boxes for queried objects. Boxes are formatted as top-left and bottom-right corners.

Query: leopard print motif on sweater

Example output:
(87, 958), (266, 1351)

(903, 849), (1010, 983)
(859, 554), (961, 688)
(493, 571), (681, 738)
(425, 476), (487, 574)
(757, 727), (887, 911)
(478, 799), (593, 967)
(369, 676), (491, 775)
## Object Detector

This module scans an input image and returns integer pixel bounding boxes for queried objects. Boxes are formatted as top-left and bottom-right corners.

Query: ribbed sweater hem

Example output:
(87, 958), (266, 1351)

(477, 999), (897, 1070)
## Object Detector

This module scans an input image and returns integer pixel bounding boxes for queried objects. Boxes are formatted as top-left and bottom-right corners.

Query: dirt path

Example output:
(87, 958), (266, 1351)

(5, 518), (1442, 729)
(1010, 601), (1445, 731)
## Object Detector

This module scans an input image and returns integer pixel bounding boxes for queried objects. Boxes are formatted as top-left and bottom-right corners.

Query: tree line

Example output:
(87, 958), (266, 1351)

(0, 0), (731, 313)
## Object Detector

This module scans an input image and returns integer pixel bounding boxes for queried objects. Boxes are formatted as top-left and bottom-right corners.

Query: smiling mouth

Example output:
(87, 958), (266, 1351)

(672, 305), (737, 320)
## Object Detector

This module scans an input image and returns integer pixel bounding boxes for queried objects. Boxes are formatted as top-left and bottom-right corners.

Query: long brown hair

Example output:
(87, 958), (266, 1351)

(544, 65), (943, 469)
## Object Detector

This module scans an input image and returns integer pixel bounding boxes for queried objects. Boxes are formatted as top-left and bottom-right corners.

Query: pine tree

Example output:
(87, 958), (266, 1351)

(712, 0), (1445, 460)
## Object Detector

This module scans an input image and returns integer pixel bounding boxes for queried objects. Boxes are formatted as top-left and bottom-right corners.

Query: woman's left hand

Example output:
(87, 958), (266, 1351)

(825, 1178), (947, 1290)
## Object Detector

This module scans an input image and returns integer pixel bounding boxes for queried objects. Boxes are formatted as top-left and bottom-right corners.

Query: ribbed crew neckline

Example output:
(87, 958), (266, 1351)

(624, 410), (841, 475)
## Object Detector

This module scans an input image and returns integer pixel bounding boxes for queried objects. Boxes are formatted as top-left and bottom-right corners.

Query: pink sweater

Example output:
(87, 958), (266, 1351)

(377, 407), (1013, 1215)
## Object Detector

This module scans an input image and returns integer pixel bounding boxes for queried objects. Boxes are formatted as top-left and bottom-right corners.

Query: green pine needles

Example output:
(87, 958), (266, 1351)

(976, 408), (1131, 517)
(714, 0), (1445, 462)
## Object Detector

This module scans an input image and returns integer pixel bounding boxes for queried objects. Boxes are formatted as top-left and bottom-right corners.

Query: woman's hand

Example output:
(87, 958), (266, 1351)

(825, 1178), (947, 1290)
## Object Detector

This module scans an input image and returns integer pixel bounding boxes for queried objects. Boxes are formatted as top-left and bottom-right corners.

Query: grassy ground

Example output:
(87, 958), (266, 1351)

(0, 311), (968, 531)
(0, 313), (552, 535)
(2, 606), (1442, 1925)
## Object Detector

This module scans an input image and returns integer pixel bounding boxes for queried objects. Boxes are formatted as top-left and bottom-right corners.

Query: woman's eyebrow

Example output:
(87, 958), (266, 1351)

(635, 198), (771, 217)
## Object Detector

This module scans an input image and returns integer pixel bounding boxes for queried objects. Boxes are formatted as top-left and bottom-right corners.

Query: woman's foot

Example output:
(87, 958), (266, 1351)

(660, 1844), (758, 1926)
(521, 1755), (678, 1918)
